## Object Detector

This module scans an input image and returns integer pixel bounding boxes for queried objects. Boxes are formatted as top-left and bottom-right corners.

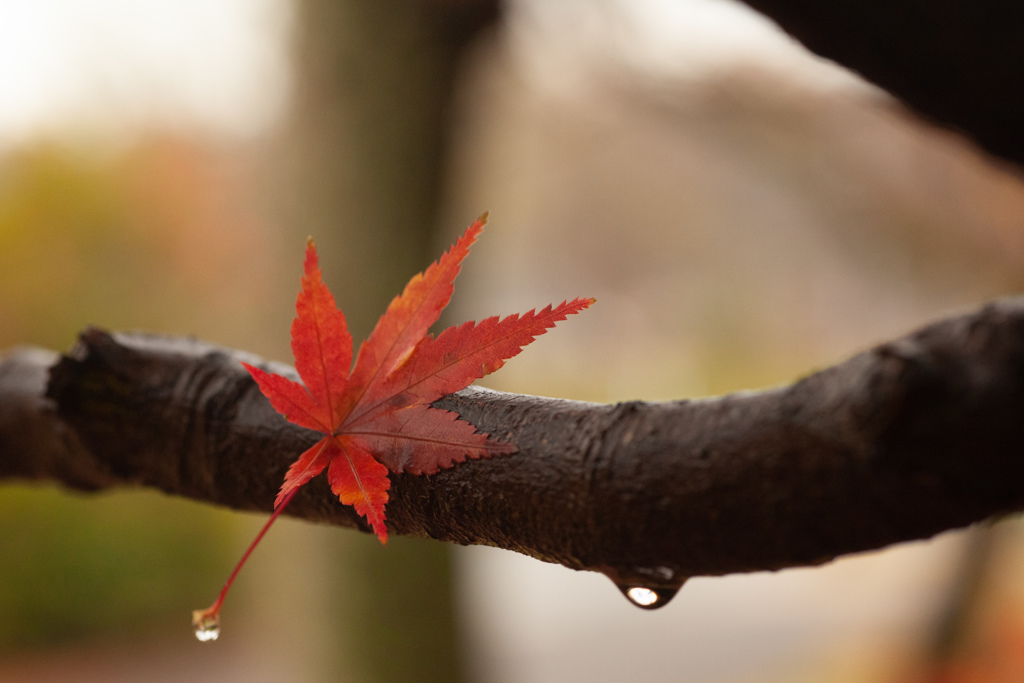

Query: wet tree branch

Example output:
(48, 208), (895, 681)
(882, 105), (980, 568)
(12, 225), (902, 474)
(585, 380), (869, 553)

(2, 296), (1024, 590)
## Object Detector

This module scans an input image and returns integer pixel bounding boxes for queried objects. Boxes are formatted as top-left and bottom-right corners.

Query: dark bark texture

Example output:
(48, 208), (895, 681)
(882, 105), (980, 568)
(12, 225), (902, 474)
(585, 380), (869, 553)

(742, 0), (1024, 167)
(2, 296), (1023, 590)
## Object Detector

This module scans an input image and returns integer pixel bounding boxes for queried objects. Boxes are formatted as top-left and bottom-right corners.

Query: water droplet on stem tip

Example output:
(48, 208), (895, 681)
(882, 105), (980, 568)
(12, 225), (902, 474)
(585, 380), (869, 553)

(190, 487), (302, 644)
(192, 609), (221, 642)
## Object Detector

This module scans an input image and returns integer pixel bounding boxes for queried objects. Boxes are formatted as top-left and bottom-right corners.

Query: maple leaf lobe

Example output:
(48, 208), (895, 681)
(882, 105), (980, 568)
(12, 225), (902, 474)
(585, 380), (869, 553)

(274, 437), (331, 508)
(327, 436), (391, 543)
(241, 361), (323, 432)
(291, 237), (353, 429)
(343, 214), (485, 421)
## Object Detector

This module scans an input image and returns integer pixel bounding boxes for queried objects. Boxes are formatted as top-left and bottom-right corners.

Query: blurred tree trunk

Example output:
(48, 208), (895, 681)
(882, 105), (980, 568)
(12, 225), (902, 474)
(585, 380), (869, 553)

(281, 1), (499, 681)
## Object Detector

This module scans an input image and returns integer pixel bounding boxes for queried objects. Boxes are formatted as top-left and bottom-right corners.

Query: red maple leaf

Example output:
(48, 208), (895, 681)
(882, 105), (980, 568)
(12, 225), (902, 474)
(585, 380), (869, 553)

(193, 214), (593, 640)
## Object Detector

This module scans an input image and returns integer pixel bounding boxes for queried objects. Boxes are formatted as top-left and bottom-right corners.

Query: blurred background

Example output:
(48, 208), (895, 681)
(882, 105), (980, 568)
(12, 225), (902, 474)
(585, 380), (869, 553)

(2, 0), (1024, 681)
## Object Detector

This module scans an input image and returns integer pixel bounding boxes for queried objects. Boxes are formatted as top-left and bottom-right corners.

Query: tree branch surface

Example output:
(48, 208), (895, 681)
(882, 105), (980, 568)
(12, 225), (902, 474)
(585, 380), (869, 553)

(2, 297), (1023, 591)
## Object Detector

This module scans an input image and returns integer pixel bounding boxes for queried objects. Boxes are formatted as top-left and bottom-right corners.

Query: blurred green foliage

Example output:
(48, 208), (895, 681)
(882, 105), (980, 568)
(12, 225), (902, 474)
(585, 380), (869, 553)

(0, 138), (272, 655)
(0, 486), (233, 653)
(0, 144), (131, 349)
(0, 138), (279, 353)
